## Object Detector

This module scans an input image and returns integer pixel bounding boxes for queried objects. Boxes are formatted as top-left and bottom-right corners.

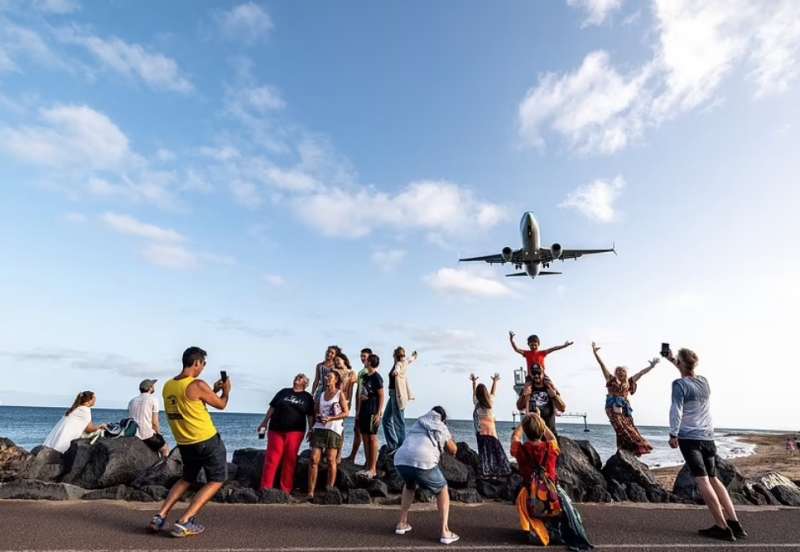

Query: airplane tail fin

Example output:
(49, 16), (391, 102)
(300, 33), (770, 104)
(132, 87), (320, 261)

(505, 272), (528, 277)
(539, 271), (562, 275)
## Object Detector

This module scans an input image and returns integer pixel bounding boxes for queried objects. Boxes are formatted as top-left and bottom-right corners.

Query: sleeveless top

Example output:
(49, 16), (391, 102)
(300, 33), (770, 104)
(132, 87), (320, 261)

(162, 376), (217, 445)
(313, 389), (344, 435)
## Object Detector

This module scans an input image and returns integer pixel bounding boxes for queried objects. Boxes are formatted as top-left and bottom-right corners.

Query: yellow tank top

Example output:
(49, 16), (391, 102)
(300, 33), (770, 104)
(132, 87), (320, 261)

(162, 376), (217, 445)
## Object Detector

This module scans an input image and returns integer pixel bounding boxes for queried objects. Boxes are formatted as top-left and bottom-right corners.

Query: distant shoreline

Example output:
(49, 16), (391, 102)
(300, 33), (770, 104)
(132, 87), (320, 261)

(652, 432), (800, 489)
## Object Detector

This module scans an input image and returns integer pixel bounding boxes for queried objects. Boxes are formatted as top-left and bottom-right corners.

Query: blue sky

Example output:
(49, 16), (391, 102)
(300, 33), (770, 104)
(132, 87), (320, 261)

(1, 0), (799, 430)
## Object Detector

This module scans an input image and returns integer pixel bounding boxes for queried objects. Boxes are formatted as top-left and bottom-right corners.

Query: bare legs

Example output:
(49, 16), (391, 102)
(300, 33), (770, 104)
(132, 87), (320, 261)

(696, 476), (736, 528)
(346, 426), (363, 462)
(396, 485), (455, 541)
(365, 434), (379, 476)
(157, 479), (223, 524)
(307, 447), (322, 497)
(307, 447), (338, 497)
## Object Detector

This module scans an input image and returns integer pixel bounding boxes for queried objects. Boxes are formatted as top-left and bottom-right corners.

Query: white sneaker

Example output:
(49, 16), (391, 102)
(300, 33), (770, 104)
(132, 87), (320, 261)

(440, 533), (460, 545)
(395, 524), (413, 535)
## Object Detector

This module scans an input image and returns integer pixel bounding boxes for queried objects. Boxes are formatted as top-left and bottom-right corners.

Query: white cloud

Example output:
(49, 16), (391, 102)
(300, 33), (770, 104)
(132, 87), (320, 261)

(32, 0), (80, 14)
(567, 0), (623, 26)
(294, 180), (507, 238)
(235, 85), (285, 112)
(58, 28), (192, 93)
(559, 175), (624, 223)
(521, 0), (800, 155)
(0, 104), (130, 170)
(263, 273), (285, 286)
(101, 212), (184, 242)
(155, 148), (175, 162)
(425, 267), (512, 298)
(0, 21), (70, 73)
(371, 249), (407, 271)
(219, 3), (273, 44)
(142, 243), (197, 269)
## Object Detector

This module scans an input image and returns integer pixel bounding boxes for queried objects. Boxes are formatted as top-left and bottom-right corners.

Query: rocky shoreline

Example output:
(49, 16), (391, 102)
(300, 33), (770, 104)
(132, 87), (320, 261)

(2, 435), (799, 507)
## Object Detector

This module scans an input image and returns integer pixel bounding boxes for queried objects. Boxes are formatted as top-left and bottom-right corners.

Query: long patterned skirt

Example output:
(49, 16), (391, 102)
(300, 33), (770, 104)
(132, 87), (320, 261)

(606, 409), (653, 456)
(476, 433), (512, 478)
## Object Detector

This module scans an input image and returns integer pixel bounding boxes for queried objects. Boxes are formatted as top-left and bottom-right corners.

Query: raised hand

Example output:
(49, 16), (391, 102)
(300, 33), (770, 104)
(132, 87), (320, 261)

(591, 341), (601, 353)
(491, 373), (500, 381)
(648, 357), (660, 369)
(509, 331), (515, 339)
(469, 373), (478, 382)
(564, 340), (574, 347)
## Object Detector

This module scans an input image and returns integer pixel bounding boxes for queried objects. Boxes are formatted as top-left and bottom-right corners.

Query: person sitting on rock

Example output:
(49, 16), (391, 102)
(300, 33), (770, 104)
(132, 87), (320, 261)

(258, 373), (315, 494)
(516, 367), (566, 436)
(148, 346), (231, 538)
(393, 406), (459, 545)
(511, 412), (592, 550)
(307, 370), (349, 498)
(43, 391), (107, 453)
(592, 341), (656, 456)
(665, 346), (747, 542)
(470, 373), (511, 478)
(128, 379), (169, 459)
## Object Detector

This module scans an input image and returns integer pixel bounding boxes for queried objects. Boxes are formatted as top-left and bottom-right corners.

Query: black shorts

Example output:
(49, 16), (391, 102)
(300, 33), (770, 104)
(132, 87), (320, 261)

(358, 409), (380, 435)
(178, 433), (227, 483)
(678, 438), (717, 478)
(142, 433), (166, 452)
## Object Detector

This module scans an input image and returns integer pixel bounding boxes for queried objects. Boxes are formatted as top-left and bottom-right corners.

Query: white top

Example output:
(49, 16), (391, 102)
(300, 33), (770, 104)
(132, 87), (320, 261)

(128, 392), (159, 440)
(313, 390), (344, 435)
(43, 406), (91, 453)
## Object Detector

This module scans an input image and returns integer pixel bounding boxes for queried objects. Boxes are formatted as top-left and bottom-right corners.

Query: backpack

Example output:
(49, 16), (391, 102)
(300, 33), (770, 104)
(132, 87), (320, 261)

(526, 456), (562, 519)
(105, 418), (139, 438)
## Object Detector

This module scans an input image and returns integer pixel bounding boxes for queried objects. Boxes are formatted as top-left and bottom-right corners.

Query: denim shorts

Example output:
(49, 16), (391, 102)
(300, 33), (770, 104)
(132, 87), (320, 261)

(395, 464), (447, 495)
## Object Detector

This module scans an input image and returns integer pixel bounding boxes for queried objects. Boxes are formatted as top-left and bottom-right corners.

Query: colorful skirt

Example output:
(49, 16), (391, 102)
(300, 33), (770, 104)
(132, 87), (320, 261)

(476, 433), (512, 478)
(606, 409), (653, 456)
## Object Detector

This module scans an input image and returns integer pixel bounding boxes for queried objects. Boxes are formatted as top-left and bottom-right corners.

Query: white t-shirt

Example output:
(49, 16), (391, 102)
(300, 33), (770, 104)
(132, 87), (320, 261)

(128, 392), (159, 440)
(43, 406), (92, 453)
(313, 390), (344, 435)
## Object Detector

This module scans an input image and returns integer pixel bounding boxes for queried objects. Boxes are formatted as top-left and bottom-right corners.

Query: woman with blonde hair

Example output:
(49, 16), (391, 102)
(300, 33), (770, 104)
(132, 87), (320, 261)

(592, 342), (658, 456)
(383, 346), (416, 451)
(43, 391), (107, 453)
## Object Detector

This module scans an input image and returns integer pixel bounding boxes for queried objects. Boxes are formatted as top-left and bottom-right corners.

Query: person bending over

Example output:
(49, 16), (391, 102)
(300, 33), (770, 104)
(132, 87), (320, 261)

(509, 331), (572, 381)
(149, 346), (231, 538)
(516, 367), (566, 436)
(592, 342), (656, 456)
(357, 353), (384, 478)
(258, 373), (314, 494)
(43, 391), (107, 453)
(666, 346), (746, 542)
(393, 406), (459, 545)
(471, 373), (511, 478)
(307, 370), (349, 498)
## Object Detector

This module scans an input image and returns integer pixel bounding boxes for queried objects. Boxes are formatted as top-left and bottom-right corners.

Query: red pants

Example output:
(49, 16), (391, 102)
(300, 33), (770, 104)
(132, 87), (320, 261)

(260, 430), (304, 493)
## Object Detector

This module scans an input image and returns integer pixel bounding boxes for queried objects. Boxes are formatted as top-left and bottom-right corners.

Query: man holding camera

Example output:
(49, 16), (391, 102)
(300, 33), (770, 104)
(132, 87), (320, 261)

(147, 346), (231, 538)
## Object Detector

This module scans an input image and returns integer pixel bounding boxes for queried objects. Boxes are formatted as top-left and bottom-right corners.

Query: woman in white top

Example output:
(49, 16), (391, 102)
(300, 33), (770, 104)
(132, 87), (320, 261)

(42, 391), (106, 453)
(383, 346), (416, 450)
(470, 373), (511, 478)
(307, 371), (349, 498)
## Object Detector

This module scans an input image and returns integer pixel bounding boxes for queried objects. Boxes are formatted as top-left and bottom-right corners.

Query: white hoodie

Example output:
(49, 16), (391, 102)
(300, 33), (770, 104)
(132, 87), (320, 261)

(393, 409), (452, 470)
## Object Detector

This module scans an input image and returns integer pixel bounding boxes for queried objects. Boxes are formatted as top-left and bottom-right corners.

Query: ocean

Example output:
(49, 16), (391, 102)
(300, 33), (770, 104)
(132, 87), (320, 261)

(0, 405), (763, 469)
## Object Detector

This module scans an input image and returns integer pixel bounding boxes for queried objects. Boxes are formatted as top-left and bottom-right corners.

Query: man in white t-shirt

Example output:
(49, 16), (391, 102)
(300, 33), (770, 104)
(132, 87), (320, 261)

(128, 379), (169, 458)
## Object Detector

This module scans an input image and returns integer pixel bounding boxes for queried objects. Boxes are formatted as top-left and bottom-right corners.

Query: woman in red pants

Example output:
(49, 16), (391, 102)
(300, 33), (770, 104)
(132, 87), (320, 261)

(258, 374), (315, 493)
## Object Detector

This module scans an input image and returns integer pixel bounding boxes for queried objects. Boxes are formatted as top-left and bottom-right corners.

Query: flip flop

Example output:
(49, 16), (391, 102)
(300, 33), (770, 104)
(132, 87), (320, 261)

(395, 524), (413, 535)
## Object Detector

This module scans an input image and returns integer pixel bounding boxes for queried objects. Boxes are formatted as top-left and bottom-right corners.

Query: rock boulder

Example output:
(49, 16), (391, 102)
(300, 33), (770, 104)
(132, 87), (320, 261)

(557, 436), (609, 502)
(60, 437), (160, 489)
(0, 479), (85, 500)
(0, 438), (30, 481)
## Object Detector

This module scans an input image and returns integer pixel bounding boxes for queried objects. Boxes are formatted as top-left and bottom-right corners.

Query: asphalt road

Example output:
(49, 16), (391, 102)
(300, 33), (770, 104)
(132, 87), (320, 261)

(0, 500), (798, 552)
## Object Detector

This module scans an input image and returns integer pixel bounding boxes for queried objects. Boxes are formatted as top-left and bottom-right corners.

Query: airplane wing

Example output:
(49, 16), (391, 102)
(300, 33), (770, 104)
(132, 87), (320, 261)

(459, 249), (524, 264)
(537, 246), (615, 262)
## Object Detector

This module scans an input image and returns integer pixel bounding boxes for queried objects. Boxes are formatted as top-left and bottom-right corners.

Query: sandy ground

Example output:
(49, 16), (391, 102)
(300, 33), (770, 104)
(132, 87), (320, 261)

(652, 433), (800, 490)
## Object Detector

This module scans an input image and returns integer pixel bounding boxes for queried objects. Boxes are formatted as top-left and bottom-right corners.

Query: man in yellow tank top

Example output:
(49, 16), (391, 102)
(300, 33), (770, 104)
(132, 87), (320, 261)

(146, 346), (232, 538)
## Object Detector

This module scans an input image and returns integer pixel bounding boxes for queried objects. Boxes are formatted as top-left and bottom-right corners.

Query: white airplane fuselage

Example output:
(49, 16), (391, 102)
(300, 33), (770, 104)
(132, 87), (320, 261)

(520, 211), (541, 278)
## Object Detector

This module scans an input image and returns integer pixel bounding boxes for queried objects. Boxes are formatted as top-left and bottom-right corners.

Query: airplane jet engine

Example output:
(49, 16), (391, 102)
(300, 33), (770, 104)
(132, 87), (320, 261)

(501, 246), (513, 262)
(550, 243), (563, 259)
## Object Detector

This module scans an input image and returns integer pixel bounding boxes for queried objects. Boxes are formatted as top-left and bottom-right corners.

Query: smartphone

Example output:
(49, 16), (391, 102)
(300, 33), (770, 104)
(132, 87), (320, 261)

(660, 343), (671, 357)
(220, 370), (228, 382)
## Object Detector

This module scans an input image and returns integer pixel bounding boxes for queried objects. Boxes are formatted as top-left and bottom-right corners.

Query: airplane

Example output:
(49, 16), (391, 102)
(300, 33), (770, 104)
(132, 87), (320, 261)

(459, 211), (615, 278)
